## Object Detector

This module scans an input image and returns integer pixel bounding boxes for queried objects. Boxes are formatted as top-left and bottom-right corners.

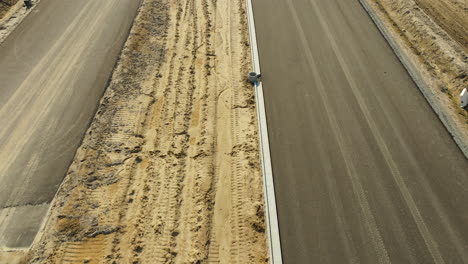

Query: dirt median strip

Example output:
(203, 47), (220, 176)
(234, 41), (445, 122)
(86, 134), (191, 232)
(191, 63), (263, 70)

(21, 0), (268, 263)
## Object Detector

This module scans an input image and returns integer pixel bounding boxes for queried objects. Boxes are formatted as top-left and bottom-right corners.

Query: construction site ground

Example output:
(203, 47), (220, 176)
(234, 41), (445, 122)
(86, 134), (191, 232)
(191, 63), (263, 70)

(0, 0), (18, 19)
(365, 0), (467, 154)
(1, 0), (268, 263)
(0, 0), (466, 263)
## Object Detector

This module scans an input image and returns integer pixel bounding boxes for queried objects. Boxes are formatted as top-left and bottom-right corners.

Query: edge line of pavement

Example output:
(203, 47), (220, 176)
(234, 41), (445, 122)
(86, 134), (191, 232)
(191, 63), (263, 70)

(245, 1), (283, 263)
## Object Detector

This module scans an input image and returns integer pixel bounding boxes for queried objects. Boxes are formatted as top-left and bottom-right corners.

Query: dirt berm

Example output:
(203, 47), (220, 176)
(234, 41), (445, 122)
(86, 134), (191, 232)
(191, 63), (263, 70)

(14, 0), (268, 263)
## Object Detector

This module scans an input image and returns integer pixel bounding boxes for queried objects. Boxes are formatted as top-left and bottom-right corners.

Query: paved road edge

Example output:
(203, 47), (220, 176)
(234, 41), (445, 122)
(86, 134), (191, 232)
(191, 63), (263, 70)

(245, 1), (283, 263)
(358, 0), (468, 158)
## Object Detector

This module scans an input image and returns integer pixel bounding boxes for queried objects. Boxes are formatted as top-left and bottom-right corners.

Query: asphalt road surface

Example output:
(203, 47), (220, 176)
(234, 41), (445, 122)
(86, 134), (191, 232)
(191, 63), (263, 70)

(0, 0), (140, 248)
(252, 0), (468, 263)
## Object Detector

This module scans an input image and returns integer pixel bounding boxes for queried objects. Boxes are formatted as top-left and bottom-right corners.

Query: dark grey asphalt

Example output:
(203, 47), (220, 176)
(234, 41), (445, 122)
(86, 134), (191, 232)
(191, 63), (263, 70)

(252, 0), (468, 263)
(0, 0), (140, 248)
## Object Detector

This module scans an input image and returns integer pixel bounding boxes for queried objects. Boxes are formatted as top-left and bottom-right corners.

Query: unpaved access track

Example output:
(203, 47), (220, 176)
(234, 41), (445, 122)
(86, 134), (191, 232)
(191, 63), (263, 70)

(1, 0), (268, 263)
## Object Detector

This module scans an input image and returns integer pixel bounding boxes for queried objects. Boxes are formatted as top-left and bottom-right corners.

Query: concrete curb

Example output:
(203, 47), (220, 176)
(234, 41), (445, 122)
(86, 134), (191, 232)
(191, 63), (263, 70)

(358, 0), (468, 158)
(245, 0), (283, 263)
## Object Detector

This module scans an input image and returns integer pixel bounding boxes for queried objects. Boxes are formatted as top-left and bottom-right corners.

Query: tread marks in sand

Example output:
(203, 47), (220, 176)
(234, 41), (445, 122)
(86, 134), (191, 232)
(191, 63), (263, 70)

(26, 0), (268, 263)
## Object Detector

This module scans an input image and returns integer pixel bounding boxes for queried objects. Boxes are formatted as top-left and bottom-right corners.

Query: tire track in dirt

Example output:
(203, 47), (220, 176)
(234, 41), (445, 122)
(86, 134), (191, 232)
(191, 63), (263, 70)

(107, 1), (194, 261)
(24, 0), (268, 263)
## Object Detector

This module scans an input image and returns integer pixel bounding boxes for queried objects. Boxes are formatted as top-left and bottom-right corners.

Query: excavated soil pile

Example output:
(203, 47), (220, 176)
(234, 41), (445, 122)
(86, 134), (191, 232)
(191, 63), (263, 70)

(23, 0), (268, 263)
(364, 0), (468, 152)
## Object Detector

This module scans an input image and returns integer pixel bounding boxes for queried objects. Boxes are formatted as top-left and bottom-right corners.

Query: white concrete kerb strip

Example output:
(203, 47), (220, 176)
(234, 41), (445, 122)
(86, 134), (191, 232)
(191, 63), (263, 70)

(245, 1), (283, 263)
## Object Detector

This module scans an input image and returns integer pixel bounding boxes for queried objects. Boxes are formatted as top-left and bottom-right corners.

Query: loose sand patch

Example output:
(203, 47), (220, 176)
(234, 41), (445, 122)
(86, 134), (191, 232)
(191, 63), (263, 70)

(17, 0), (268, 263)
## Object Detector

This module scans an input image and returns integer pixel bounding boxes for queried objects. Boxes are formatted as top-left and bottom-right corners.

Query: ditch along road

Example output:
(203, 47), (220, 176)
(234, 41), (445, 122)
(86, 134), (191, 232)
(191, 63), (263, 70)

(252, 0), (468, 263)
(0, 0), (141, 248)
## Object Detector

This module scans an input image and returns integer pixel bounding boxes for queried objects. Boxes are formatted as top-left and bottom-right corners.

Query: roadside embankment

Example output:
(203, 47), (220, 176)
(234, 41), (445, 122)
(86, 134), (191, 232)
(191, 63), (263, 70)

(22, 0), (268, 263)
(360, 0), (468, 157)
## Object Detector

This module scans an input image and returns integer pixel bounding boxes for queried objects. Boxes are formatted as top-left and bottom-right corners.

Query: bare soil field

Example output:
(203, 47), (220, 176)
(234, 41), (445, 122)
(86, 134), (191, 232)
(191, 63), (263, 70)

(363, 0), (468, 155)
(1, 0), (268, 263)
(414, 0), (467, 50)
(0, 0), (18, 19)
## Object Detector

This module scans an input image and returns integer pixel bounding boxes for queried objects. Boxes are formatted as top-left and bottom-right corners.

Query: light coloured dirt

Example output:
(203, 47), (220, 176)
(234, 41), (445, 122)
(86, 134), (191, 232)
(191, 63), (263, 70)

(6, 0), (268, 263)
(0, 250), (26, 264)
(0, 0), (18, 19)
(413, 0), (467, 50)
(364, 0), (468, 153)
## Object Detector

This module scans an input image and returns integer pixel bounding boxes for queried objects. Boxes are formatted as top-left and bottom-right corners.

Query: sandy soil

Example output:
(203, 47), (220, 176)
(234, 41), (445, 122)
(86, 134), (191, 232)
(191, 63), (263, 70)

(414, 0), (467, 50)
(0, 0), (38, 44)
(7, 0), (268, 263)
(0, 251), (26, 264)
(363, 0), (468, 154)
